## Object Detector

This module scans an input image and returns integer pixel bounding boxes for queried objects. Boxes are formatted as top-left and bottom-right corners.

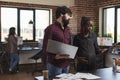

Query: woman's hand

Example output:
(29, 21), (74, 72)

(77, 57), (88, 64)
(55, 54), (69, 59)
(100, 48), (108, 54)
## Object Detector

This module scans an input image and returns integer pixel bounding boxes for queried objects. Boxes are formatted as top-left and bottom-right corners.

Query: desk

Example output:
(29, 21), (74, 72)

(105, 53), (120, 67)
(18, 47), (42, 64)
(53, 67), (120, 80)
(92, 67), (120, 80)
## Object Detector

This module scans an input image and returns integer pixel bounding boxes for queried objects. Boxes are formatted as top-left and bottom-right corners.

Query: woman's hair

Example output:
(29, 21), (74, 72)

(55, 6), (72, 19)
(80, 16), (91, 35)
(8, 27), (16, 36)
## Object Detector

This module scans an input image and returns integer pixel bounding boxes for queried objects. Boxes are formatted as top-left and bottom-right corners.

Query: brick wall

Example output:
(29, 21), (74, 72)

(0, 0), (120, 36)
(70, 0), (120, 35)
(69, 0), (98, 35)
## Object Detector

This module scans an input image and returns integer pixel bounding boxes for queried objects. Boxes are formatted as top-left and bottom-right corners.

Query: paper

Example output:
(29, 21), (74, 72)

(46, 39), (78, 59)
(35, 76), (43, 80)
(55, 73), (100, 80)
(74, 72), (101, 79)
(97, 37), (112, 46)
(17, 36), (23, 45)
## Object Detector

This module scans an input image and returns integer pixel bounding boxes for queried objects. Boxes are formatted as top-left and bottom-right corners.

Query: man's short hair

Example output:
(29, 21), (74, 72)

(55, 6), (72, 19)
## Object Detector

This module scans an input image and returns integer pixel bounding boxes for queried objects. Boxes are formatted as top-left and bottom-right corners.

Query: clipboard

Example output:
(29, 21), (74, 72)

(46, 39), (78, 59)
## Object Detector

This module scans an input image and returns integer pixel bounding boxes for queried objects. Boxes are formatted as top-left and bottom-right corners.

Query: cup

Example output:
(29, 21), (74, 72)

(43, 70), (48, 80)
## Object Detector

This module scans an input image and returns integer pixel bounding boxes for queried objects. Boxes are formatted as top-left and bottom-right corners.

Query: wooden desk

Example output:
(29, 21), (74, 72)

(92, 67), (120, 80)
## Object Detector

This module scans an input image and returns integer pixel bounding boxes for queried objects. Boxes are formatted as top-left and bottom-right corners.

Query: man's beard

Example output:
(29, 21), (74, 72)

(62, 16), (69, 28)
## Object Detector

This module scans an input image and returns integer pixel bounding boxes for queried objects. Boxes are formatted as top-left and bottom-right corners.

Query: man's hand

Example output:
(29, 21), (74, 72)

(55, 54), (69, 59)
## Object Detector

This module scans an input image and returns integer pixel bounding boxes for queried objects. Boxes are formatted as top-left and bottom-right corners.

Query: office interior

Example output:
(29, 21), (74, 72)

(0, 0), (120, 80)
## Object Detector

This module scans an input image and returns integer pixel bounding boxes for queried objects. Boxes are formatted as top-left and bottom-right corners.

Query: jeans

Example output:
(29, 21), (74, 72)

(47, 63), (70, 80)
(10, 53), (19, 70)
(76, 62), (96, 72)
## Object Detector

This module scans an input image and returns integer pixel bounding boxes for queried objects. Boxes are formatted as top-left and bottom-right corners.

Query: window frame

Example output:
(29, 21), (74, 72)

(1, 6), (51, 42)
(102, 6), (120, 43)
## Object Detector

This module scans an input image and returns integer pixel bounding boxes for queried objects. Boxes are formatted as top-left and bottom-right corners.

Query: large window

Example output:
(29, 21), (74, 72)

(35, 10), (50, 41)
(117, 8), (120, 43)
(103, 6), (120, 43)
(1, 7), (17, 42)
(1, 7), (51, 42)
(20, 9), (34, 40)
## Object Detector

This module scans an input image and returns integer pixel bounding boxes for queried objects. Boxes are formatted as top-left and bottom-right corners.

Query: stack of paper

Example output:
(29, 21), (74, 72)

(34, 76), (43, 80)
(54, 72), (101, 80)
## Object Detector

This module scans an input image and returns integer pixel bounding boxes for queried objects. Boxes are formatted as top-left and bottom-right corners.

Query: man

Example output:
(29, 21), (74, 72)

(42, 6), (72, 80)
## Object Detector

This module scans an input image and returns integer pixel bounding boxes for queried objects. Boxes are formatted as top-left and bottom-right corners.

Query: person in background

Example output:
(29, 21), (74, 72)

(73, 16), (107, 72)
(42, 6), (72, 80)
(8, 27), (19, 74)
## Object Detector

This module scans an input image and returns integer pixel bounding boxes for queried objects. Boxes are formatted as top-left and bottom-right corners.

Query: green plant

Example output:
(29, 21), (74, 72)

(107, 33), (112, 37)
(91, 21), (96, 32)
(4, 37), (8, 42)
(97, 33), (101, 37)
(103, 34), (108, 37)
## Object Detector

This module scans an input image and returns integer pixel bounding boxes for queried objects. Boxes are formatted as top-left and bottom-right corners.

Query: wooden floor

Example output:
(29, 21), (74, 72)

(0, 69), (75, 80)
(0, 63), (45, 80)
(0, 71), (42, 80)
(0, 59), (75, 80)
(0, 64), (76, 80)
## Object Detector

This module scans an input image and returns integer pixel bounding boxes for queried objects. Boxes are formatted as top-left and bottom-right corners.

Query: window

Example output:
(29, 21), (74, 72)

(35, 10), (50, 41)
(1, 7), (17, 41)
(117, 8), (120, 43)
(1, 7), (51, 42)
(103, 6), (120, 43)
(20, 9), (34, 40)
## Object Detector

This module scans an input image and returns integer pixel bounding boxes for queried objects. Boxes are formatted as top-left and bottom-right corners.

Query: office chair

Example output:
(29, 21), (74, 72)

(0, 51), (4, 73)
(0, 42), (10, 74)
(28, 49), (45, 75)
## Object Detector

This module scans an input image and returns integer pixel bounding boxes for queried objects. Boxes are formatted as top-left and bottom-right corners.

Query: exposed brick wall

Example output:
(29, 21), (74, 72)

(0, 0), (120, 37)
(71, 0), (98, 35)
(69, 6), (78, 35)
(71, 0), (120, 35)
(97, 0), (120, 7)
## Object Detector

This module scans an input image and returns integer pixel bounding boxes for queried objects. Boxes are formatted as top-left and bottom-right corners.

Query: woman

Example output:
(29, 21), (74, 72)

(8, 27), (19, 73)
(73, 16), (106, 72)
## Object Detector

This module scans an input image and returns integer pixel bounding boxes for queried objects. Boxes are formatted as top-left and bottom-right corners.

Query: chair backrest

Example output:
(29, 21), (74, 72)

(29, 50), (44, 60)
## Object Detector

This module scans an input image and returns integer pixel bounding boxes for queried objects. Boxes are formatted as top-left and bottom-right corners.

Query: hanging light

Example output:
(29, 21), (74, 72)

(29, 20), (33, 24)
(28, 20), (33, 27)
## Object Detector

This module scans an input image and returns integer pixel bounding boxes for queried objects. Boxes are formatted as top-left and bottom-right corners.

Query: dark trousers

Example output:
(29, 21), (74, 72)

(76, 62), (96, 72)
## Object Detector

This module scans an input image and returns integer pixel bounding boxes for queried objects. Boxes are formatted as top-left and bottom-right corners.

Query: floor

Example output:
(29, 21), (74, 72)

(0, 71), (42, 80)
(0, 63), (45, 80)
(0, 52), (77, 80)
(0, 63), (76, 80)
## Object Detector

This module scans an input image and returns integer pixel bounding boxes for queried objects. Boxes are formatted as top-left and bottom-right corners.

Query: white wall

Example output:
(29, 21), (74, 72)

(0, 0), (75, 7)
(19, 50), (41, 64)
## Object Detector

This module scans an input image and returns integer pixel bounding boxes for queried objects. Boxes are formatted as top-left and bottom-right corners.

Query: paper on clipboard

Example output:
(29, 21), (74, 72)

(46, 39), (78, 59)
(17, 36), (23, 45)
